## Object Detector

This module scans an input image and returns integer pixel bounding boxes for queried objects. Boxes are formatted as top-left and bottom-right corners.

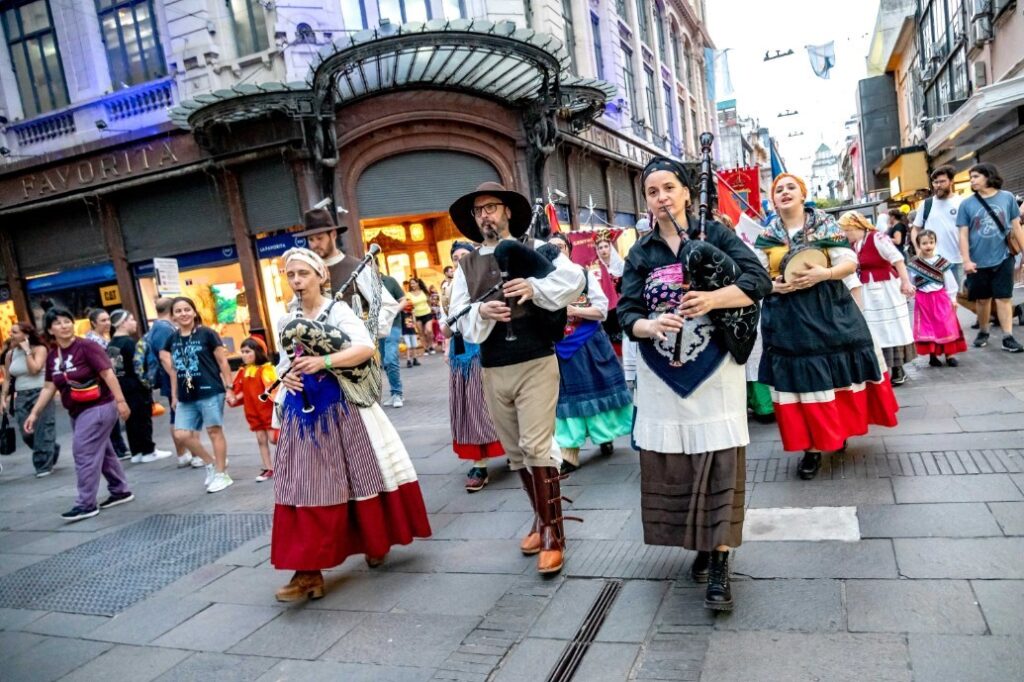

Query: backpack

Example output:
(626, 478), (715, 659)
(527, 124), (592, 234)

(922, 197), (933, 225)
(106, 344), (126, 378)
(133, 322), (166, 389)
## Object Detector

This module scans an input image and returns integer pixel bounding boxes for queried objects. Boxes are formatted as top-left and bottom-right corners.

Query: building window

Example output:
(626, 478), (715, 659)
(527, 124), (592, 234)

(229, 0), (269, 56)
(441, 0), (465, 19)
(682, 40), (691, 90)
(96, 0), (165, 87)
(341, 0), (368, 29)
(622, 44), (642, 136)
(1, 0), (69, 117)
(644, 65), (659, 138)
(377, 0), (431, 23)
(591, 13), (604, 79)
(664, 82), (676, 153)
(690, 108), (698, 149)
(678, 97), (687, 153)
(635, 0), (648, 44)
(562, 0), (577, 73)
(615, 0), (626, 17)
(671, 26), (681, 79)
(653, 2), (665, 63)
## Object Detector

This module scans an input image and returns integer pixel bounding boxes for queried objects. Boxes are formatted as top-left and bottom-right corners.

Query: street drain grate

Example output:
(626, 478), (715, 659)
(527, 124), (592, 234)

(546, 579), (623, 682)
(0, 513), (270, 616)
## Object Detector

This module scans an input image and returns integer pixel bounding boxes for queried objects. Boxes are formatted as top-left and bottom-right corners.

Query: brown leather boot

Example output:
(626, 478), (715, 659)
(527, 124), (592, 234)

(275, 570), (325, 602)
(533, 466), (577, 574)
(518, 468), (541, 556)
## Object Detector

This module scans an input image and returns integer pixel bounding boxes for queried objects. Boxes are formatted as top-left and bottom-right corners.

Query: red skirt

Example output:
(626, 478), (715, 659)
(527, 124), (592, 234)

(270, 481), (431, 570)
(773, 376), (899, 453)
(453, 440), (505, 460)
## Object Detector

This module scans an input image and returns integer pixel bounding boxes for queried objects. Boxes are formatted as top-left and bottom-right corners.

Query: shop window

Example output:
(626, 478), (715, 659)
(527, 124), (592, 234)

(229, 0), (269, 57)
(1, 0), (69, 118)
(341, 0), (367, 29)
(413, 251), (429, 270)
(95, 0), (165, 87)
(386, 253), (411, 285)
(409, 223), (425, 241)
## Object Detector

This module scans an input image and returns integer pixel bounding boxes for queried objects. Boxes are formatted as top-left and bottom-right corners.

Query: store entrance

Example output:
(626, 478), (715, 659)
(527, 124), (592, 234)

(360, 211), (463, 293)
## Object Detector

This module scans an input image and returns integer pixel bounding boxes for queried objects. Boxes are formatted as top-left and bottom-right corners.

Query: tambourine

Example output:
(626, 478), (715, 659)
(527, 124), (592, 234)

(781, 247), (829, 282)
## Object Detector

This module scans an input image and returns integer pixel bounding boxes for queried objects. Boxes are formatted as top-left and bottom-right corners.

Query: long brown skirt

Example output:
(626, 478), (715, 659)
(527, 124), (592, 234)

(639, 447), (746, 551)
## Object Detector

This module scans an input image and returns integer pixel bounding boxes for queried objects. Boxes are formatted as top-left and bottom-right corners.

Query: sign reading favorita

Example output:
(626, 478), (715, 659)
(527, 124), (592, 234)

(0, 135), (203, 208)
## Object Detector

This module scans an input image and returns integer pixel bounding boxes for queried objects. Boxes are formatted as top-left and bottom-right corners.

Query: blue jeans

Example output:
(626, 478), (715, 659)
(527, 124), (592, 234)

(175, 394), (226, 431)
(379, 325), (403, 397)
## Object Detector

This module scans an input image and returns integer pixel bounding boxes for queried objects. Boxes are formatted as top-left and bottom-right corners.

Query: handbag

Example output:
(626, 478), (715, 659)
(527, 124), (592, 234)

(57, 348), (102, 404)
(0, 413), (16, 455)
(975, 192), (1022, 257)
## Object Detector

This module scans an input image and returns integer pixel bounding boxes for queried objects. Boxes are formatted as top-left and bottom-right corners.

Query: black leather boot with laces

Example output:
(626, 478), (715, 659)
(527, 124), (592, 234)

(704, 550), (733, 611)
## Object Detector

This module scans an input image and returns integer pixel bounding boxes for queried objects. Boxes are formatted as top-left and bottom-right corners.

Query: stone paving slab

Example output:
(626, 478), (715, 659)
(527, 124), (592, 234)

(320, 613), (479, 668)
(857, 503), (1004, 538)
(152, 651), (280, 682)
(908, 634), (1024, 682)
(733, 540), (899, 579)
(845, 580), (987, 634)
(987, 501), (1024, 535)
(84, 595), (213, 645)
(4, 636), (113, 682)
(748, 479), (895, 507)
(713, 579), (844, 633)
(893, 538), (1024, 579)
(594, 579), (668, 643)
(21, 611), (108, 638)
(59, 644), (192, 682)
(969, 580), (1024, 635)
(253, 659), (434, 682)
(391, 573), (511, 617)
(229, 609), (366, 660)
(491, 637), (565, 682)
(152, 603), (282, 652)
(528, 577), (603, 640)
(700, 631), (911, 682)
(892, 474), (1023, 503)
(570, 642), (641, 682)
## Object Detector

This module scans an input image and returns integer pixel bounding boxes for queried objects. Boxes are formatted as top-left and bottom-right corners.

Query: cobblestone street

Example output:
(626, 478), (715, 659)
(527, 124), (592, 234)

(2, 317), (1024, 681)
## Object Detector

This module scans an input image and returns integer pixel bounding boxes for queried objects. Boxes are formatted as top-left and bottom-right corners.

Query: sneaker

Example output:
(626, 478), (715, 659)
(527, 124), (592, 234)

(407, 359), (413, 368)
(392, 396), (404, 408)
(207, 472), (233, 493)
(130, 453), (143, 463)
(176, 453), (193, 467)
(116, 451), (131, 461)
(928, 354), (942, 367)
(204, 464), (216, 487)
(140, 449), (173, 463)
(974, 331), (990, 348)
(464, 467), (488, 492)
(61, 506), (99, 522)
(1003, 336), (1024, 353)
(946, 356), (959, 367)
(190, 456), (206, 468)
(255, 469), (274, 482)
(34, 469), (52, 478)
(98, 492), (135, 509)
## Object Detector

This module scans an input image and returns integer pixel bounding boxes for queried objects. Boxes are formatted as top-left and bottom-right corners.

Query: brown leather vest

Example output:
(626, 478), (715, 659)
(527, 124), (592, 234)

(327, 255), (367, 312)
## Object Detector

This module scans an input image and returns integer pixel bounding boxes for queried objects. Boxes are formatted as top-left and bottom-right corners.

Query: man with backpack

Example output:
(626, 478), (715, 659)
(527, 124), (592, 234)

(912, 166), (964, 287)
(144, 298), (192, 466)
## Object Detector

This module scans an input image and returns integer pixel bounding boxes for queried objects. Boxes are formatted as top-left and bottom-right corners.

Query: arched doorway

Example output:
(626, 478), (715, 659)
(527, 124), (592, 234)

(356, 150), (500, 289)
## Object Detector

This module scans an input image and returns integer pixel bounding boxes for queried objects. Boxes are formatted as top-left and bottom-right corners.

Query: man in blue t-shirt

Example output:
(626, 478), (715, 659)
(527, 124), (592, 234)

(148, 298), (189, 465)
(957, 163), (1024, 353)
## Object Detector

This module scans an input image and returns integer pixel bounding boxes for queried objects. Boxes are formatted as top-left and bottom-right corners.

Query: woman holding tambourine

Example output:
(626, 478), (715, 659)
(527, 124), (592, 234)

(755, 174), (899, 481)
(618, 155), (771, 612)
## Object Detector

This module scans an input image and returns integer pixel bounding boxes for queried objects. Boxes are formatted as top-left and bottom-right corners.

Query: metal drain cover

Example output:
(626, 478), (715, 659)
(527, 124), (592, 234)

(0, 514), (270, 616)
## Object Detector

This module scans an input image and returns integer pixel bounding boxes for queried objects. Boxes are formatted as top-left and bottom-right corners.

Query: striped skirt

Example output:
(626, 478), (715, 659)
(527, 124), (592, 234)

(449, 358), (504, 460)
(271, 396), (431, 570)
(639, 447), (746, 551)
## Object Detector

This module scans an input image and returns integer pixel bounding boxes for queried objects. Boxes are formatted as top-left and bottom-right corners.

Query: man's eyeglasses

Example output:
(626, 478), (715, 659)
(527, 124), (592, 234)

(471, 202), (504, 218)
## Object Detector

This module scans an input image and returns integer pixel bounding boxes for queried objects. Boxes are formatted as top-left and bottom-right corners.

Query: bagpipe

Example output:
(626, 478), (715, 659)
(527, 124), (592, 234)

(446, 238), (567, 344)
(665, 132), (760, 365)
(260, 245), (383, 410)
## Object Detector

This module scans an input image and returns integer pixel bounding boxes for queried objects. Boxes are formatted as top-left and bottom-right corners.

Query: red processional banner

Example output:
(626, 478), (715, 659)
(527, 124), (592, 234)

(717, 166), (762, 223)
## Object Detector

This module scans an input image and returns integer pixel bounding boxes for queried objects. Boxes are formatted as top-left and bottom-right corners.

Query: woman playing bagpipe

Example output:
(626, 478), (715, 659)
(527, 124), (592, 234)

(269, 247), (431, 602)
(440, 240), (505, 494)
(617, 148), (772, 612)
(543, 235), (632, 475)
(755, 175), (899, 481)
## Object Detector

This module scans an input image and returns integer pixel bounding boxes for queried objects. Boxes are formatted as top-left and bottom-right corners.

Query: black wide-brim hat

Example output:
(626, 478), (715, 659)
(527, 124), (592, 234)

(448, 182), (532, 243)
(294, 206), (348, 237)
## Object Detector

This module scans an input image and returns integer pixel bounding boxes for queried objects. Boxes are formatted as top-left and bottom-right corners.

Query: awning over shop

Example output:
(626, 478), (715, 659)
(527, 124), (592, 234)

(878, 148), (929, 201)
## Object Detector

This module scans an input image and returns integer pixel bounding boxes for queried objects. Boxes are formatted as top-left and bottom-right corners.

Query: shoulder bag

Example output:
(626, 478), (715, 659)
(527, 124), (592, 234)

(975, 192), (1021, 257)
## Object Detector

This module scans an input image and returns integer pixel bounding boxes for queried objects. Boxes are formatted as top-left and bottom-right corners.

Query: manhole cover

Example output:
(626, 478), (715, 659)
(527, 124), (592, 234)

(0, 514), (270, 616)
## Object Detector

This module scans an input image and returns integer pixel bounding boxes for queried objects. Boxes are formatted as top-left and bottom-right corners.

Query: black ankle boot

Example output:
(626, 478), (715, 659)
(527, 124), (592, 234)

(704, 550), (733, 611)
(690, 551), (710, 583)
(798, 451), (821, 480)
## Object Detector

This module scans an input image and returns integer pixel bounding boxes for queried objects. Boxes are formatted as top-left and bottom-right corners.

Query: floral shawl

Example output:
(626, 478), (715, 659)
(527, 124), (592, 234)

(754, 208), (850, 251)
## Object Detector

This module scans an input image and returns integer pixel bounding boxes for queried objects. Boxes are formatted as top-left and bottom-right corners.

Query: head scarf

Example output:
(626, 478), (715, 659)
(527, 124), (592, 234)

(755, 207), (850, 251)
(769, 173), (809, 207)
(109, 309), (130, 329)
(282, 247), (327, 281)
(641, 156), (693, 189)
(246, 335), (268, 355)
(450, 240), (476, 257)
(838, 211), (876, 232)
(635, 217), (652, 234)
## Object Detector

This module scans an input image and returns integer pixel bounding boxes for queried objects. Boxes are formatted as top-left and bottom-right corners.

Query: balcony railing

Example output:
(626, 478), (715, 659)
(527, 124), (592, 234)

(104, 79), (174, 122)
(10, 111), (77, 147)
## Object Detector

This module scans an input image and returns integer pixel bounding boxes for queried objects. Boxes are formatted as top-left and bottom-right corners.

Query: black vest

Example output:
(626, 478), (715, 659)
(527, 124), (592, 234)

(459, 249), (557, 368)
(328, 256), (367, 313)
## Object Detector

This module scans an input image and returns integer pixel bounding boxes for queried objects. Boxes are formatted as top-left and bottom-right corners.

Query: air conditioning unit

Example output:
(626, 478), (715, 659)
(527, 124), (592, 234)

(971, 16), (994, 47)
(974, 61), (988, 88)
(993, 0), (1015, 16)
(971, 0), (992, 17)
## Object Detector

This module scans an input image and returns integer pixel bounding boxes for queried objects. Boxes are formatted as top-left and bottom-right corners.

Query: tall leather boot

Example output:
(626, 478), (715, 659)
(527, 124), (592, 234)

(704, 550), (733, 611)
(518, 468), (541, 556)
(533, 466), (565, 574)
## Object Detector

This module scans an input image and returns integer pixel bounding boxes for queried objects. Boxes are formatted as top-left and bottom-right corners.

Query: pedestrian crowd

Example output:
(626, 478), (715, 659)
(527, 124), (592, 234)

(2, 155), (1021, 617)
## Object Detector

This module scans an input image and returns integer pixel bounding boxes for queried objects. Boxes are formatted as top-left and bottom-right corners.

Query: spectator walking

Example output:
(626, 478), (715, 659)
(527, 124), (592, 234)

(401, 300), (420, 368)
(406, 278), (436, 355)
(108, 310), (169, 463)
(159, 296), (237, 493)
(25, 307), (133, 522)
(85, 309), (130, 460)
(1, 321), (59, 477)
(912, 166), (964, 287)
(957, 163), (1024, 352)
(230, 337), (276, 481)
(887, 209), (911, 256)
(147, 298), (191, 467)
(378, 271), (406, 407)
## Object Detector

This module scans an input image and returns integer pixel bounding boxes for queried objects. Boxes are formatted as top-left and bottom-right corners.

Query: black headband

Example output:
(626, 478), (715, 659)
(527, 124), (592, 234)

(641, 156), (692, 188)
(450, 240), (476, 257)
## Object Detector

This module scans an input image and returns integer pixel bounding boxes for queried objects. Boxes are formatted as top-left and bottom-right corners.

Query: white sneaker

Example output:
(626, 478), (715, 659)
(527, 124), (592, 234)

(206, 472), (233, 493)
(204, 464), (216, 487)
(189, 456), (206, 468)
(140, 449), (173, 463)
(130, 454), (143, 464)
(392, 396), (404, 408)
(177, 453), (193, 468)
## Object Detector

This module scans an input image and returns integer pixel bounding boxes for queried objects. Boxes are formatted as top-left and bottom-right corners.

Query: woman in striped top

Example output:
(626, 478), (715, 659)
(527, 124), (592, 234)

(270, 248), (431, 602)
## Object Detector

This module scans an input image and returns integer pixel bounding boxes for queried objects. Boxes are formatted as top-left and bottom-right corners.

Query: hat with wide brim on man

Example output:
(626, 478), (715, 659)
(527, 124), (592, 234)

(448, 182), (532, 243)
(294, 206), (348, 237)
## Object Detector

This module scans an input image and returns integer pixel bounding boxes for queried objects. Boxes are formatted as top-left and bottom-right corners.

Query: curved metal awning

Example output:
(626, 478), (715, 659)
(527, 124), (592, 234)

(558, 76), (617, 131)
(169, 81), (316, 131)
(309, 19), (570, 106)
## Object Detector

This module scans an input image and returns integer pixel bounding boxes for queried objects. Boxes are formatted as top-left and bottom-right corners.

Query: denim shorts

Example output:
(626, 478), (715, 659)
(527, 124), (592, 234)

(175, 394), (225, 431)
